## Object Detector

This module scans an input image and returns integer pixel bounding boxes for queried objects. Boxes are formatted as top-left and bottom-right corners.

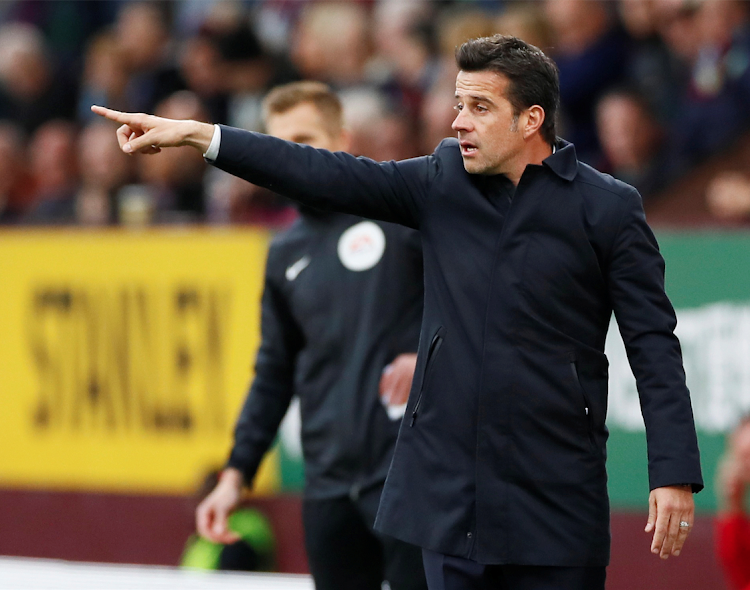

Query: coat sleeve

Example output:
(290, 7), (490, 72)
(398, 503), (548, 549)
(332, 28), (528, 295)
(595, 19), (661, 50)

(211, 126), (436, 230)
(606, 188), (703, 492)
(225, 252), (303, 485)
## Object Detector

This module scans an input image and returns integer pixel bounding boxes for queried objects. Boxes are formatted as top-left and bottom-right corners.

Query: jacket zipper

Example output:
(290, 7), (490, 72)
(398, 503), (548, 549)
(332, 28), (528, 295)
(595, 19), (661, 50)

(410, 330), (444, 427)
(570, 361), (595, 446)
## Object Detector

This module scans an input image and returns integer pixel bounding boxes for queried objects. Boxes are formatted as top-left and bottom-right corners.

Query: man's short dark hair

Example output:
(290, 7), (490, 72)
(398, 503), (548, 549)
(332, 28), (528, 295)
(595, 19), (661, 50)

(456, 35), (559, 145)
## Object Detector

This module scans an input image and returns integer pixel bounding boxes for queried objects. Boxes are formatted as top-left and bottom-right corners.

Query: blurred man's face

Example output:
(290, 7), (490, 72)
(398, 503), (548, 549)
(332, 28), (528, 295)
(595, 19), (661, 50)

(265, 102), (346, 152)
(596, 95), (655, 169)
(452, 70), (527, 176)
(734, 423), (750, 480)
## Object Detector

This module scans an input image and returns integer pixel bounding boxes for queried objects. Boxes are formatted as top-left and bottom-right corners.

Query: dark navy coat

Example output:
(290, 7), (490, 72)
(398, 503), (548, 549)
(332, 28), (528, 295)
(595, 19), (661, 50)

(212, 126), (703, 567)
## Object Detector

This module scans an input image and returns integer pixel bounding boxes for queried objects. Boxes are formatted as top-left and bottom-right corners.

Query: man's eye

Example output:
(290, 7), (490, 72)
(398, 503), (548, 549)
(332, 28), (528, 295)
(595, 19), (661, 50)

(476, 104), (488, 113)
(454, 104), (463, 112)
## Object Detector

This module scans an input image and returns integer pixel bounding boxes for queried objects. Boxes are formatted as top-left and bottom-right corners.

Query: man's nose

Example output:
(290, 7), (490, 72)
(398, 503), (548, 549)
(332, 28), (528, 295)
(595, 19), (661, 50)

(451, 110), (471, 132)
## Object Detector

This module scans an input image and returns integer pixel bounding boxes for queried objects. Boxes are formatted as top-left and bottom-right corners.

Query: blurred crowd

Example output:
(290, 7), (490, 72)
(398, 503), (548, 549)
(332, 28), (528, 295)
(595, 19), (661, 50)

(1, 0), (750, 227)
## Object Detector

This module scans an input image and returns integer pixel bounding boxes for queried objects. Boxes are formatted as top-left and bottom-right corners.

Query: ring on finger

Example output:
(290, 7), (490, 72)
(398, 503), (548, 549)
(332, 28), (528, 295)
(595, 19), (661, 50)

(679, 521), (691, 528)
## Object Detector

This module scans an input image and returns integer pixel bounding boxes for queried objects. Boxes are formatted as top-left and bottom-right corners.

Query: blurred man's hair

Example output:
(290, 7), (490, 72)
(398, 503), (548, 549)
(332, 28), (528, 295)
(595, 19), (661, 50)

(262, 81), (343, 136)
(456, 35), (559, 145)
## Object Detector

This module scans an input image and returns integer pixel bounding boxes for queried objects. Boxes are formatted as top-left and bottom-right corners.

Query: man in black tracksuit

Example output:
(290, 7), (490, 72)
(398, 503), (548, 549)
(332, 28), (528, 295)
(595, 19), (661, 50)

(194, 82), (427, 590)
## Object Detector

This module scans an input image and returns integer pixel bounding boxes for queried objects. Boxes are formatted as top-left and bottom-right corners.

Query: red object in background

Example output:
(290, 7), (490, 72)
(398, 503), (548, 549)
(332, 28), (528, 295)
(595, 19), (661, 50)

(716, 513), (750, 590)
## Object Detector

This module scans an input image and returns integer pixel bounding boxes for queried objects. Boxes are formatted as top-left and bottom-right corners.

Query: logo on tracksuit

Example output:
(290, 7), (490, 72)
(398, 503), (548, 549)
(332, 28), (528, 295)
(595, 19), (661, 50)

(337, 222), (386, 271)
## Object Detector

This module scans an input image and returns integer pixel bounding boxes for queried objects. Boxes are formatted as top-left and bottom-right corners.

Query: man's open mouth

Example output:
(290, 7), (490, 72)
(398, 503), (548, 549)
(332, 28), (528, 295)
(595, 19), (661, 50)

(460, 141), (478, 155)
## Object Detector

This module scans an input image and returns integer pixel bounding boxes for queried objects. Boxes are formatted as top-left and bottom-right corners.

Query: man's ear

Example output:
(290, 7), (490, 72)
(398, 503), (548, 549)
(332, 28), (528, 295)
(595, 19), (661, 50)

(523, 105), (546, 139)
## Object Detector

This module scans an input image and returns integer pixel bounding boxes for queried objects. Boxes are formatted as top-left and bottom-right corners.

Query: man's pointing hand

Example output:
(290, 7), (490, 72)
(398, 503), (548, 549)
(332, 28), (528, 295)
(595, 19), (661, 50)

(90, 105), (215, 155)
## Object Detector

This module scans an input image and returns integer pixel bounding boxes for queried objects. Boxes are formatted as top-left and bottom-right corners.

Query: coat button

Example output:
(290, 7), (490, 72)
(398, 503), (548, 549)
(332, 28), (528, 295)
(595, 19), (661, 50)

(467, 532), (472, 538)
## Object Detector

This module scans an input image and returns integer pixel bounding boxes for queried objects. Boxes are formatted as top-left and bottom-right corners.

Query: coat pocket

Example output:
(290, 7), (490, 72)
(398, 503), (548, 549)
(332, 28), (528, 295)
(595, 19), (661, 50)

(570, 360), (595, 449)
(410, 326), (445, 427)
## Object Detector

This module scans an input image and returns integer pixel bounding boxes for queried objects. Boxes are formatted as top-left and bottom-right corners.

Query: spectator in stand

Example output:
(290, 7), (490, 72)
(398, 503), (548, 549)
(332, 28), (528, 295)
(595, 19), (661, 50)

(76, 121), (133, 225)
(706, 172), (750, 223)
(341, 89), (419, 162)
(652, 0), (701, 65)
(179, 31), (229, 126)
(716, 416), (750, 590)
(371, 1), (440, 123)
(114, 2), (185, 115)
(76, 31), (130, 124)
(0, 22), (76, 134)
(617, 0), (685, 125)
(544, 0), (630, 163)
(211, 17), (277, 132)
(131, 91), (208, 223)
(662, 0), (750, 174)
(0, 122), (31, 224)
(695, 0), (750, 101)
(595, 88), (667, 199)
(495, 3), (553, 54)
(23, 120), (78, 224)
(435, 7), (497, 68)
(291, 2), (371, 89)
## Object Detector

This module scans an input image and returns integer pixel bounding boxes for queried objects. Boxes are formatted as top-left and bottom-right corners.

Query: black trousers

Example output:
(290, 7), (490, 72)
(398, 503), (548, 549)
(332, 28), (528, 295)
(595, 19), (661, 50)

(303, 485), (427, 590)
(422, 549), (606, 590)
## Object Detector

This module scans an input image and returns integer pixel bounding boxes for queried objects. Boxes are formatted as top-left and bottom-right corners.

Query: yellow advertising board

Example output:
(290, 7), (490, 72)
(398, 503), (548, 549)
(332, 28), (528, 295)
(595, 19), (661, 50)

(0, 228), (279, 495)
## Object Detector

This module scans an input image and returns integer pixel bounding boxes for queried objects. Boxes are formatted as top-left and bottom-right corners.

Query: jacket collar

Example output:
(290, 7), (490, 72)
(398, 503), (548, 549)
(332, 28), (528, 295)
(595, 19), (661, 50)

(542, 138), (578, 181)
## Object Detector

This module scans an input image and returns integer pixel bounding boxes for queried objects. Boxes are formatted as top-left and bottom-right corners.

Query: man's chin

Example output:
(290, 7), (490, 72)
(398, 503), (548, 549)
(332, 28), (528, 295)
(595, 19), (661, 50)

(461, 157), (485, 175)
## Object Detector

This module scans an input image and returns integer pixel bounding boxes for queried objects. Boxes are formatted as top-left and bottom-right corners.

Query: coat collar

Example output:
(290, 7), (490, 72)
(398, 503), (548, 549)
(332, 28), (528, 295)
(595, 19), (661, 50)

(542, 138), (579, 182)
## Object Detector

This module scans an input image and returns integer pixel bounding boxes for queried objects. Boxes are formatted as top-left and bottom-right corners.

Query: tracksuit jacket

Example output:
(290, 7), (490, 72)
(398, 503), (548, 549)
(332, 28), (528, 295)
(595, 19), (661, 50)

(226, 206), (423, 501)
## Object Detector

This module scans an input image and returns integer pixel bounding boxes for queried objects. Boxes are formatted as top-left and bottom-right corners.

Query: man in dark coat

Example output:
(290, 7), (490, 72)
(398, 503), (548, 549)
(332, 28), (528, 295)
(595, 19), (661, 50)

(93, 34), (703, 590)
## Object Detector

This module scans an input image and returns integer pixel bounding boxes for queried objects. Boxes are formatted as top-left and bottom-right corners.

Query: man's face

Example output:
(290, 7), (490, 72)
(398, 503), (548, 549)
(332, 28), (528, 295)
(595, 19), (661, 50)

(734, 422), (750, 480)
(265, 101), (346, 152)
(452, 70), (526, 176)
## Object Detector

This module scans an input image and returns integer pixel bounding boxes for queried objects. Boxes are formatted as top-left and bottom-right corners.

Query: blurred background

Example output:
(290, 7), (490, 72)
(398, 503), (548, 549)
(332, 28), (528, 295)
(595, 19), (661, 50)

(1, 0), (750, 589)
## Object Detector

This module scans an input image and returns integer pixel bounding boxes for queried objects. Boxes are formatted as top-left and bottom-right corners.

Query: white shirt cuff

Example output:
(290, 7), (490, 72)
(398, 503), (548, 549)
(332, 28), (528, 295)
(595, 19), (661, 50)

(203, 124), (221, 161)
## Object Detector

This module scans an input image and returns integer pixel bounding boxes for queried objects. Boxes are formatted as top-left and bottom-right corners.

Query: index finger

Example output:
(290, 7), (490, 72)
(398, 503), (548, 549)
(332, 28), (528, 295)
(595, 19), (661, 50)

(196, 504), (213, 539)
(91, 105), (134, 124)
(650, 510), (669, 556)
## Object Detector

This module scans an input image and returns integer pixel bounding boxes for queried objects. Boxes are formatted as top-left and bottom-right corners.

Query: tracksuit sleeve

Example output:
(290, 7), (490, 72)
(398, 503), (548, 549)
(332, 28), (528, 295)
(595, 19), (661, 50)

(211, 126), (435, 230)
(226, 259), (303, 485)
(716, 513), (750, 590)
(607, 188), (703, 492)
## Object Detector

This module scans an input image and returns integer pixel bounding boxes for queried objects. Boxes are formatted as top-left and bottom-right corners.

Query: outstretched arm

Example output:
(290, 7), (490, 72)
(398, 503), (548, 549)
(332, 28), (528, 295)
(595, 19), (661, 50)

(91, 105), (434, 228)
(91, 105), (214, 154)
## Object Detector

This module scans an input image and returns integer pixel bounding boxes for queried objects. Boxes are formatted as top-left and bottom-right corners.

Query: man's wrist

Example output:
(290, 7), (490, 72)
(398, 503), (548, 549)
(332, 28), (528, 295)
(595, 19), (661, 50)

(219, 467), (244, 489)
(183, 120), (217, 154)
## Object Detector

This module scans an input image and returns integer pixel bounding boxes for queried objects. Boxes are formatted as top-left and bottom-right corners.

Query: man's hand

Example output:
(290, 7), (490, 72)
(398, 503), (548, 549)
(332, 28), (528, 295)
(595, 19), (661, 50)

(195, 468), (244, 544)
(90, 105), (215, 155)
(379, 353), (418, 406)
(645, 484), (694, 559)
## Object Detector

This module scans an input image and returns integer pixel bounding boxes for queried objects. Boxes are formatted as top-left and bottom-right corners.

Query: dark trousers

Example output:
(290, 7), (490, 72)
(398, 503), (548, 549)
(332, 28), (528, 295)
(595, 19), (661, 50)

(303, 485), (427, 590)
(422, 549), (606, 590)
